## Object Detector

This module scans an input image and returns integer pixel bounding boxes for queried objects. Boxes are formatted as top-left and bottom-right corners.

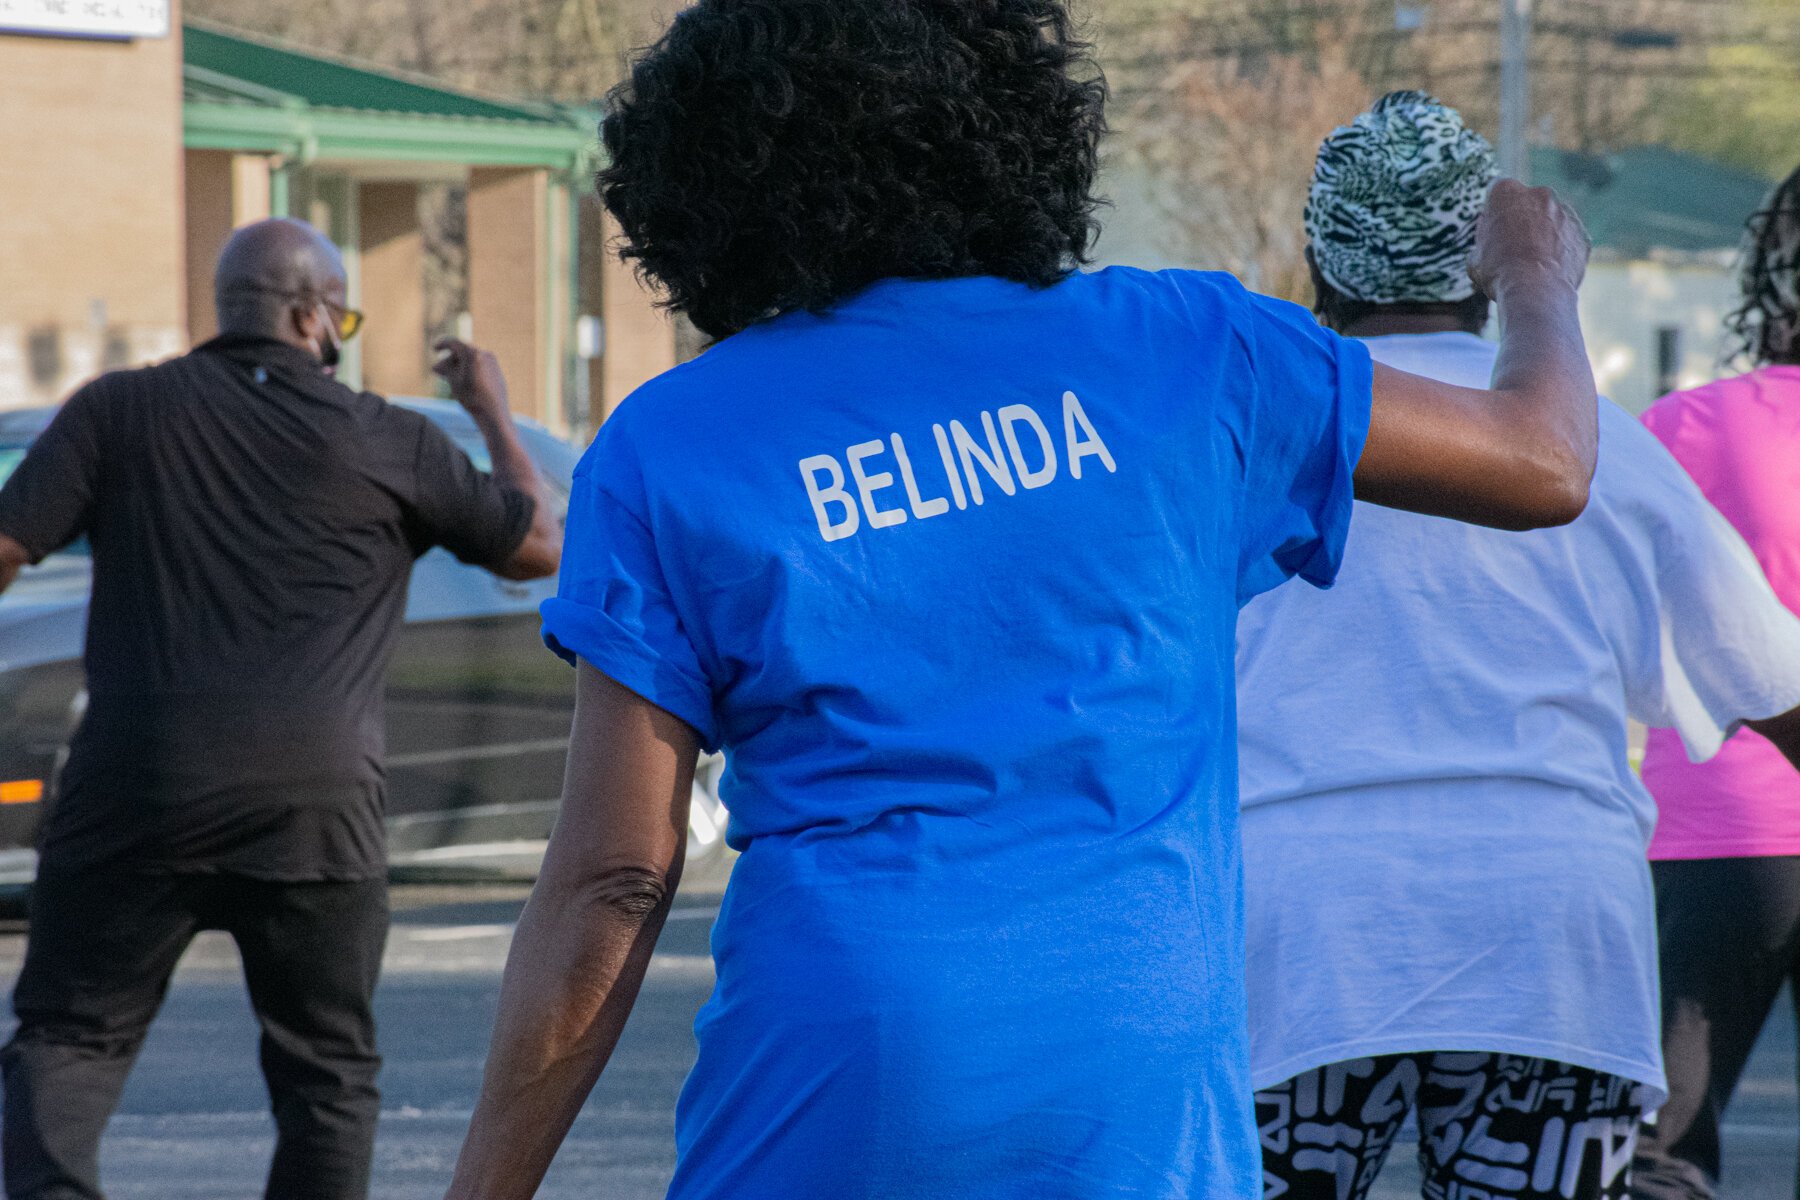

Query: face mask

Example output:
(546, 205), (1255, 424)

(312, 302), (343, 370)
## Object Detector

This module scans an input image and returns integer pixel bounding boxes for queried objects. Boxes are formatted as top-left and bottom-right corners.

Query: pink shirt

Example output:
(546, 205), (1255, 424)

(1642, 366), (1800, 859)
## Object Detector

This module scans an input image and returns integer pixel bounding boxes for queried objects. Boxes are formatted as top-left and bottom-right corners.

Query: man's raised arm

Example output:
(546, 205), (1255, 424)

(433, 338), (563, 581)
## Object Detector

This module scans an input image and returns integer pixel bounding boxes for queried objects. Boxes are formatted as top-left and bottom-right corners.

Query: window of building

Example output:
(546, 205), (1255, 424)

(1655, 326), (1682, 401)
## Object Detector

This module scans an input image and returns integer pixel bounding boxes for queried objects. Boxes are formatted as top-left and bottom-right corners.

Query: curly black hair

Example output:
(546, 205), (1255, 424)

(1727, 163), (1800, 368)
(597, 0), (1108, 339)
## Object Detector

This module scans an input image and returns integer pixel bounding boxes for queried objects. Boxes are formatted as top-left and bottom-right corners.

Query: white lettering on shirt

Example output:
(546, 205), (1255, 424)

(999, 403), (1058, 490)
(892, 433), (951, 520)
(932, 424), (971, 511)
(799, 392), (1115, 542)
(848, 440), (908, 530)
(800, 454), (861, 542)
(1064, 390), (1117, 481)
(950, 413), (1016, 507)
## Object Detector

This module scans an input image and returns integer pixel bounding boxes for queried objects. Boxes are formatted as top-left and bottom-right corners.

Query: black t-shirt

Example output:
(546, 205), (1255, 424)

(0, 335), (535, 879)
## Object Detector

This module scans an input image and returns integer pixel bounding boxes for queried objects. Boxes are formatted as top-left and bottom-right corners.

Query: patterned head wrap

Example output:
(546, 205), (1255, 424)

(1304, 90), (1498, 304)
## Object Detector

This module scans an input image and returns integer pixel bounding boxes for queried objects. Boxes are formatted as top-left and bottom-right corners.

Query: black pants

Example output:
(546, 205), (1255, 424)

(0, 865), (388, 1200)
(1632, 855), (1800, 1200)
(1258, 1053), (1647, 1200)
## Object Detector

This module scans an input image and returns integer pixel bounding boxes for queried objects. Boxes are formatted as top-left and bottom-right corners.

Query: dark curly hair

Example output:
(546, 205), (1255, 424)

(597, 0), (1108, 339)
(1727, 163), (1800, 368)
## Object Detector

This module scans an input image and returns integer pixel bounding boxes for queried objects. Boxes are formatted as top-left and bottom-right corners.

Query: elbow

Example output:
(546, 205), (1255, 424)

(1543, 475), (1593, 528)
(1492, 440), (1595, 531)
(1521, 467), (1591, 530)
(573, 863), (678, 924)
(1535, 443), (1596, 528)
(1510, 384), (1600, 530)
(495, 531), (563, 581)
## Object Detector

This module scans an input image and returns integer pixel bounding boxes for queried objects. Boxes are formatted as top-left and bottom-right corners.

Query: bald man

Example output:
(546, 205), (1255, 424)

(0, 218), (560, 1200)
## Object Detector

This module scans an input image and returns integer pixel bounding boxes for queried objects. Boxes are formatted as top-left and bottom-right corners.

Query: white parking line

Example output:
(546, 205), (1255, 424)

(645, 953), (714, 981)
(406, 924), (514, 942)
(1720, 1121), (1800, 1140)
(386, 738), (569, 768)
(400, 908), (712, 940)
(105, 1105), (649, 1126)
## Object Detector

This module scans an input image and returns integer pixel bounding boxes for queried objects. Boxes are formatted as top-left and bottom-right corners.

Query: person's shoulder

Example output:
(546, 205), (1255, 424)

(55, 354), (194, 422)
(1594, 397), (1718, 520)
(1640, 381), (1702, 430)
(1644, 371), (1745, 423)
(1597, 397), (1675, 469)
(1640, 378), (1748, 479)
(356, 396), (462, 472)
(1080, 265), (1253, 310)
(573, 384), (663, 487)
(590, 350), (735, 452)
(360, 392), (433, 433)
(87, 351), (196, 393)
(1649, 368), (1796, 436)
(1069, 267), (1273, 348)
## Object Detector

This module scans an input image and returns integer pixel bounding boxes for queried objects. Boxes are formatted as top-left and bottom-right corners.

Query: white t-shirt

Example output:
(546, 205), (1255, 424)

(1236, 332), (1800, 1103)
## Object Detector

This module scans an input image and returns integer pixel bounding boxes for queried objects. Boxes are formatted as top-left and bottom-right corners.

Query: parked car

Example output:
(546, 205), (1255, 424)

(0, 399), (729, 889)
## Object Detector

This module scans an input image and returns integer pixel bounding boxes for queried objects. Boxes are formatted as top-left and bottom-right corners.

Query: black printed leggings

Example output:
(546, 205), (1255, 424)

(1257, 1053), (1649, 1200)
(1630, 855), (1800, 1200)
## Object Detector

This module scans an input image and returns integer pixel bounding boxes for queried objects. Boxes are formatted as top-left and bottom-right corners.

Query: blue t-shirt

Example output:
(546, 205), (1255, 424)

(542, 268), (1372, 1199)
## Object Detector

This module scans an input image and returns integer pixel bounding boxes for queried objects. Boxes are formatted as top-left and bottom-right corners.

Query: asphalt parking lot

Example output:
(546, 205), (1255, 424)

(0, 880), (718, 1200)
(0, 875), (1792, 1199)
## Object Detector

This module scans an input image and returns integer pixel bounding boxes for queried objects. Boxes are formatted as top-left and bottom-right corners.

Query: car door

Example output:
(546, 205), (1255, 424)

(380, 408), (578, 874)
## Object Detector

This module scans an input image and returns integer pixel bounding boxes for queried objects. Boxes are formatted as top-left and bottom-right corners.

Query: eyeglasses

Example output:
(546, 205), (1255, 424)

(323, 300), (365, 342)
(221, 284), (364, 341)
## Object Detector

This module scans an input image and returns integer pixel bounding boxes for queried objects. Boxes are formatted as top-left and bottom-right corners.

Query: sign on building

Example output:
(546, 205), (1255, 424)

(0, 0), (169, 39)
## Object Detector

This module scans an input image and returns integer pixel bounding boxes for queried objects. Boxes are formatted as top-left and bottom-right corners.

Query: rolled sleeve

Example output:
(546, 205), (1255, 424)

(1229, 287), (1374, 604)
(542, 471), (719, 751)
(0, 383), (103, 561)
(407, 419), (536, 567)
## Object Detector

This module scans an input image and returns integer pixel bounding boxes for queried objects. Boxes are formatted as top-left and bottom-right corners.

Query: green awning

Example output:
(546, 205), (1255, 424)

(182, 22), (596, 172)
(1531, 145), (1774, 259)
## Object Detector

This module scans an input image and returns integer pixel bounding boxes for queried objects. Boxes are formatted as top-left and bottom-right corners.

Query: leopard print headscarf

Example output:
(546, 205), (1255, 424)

(1304, 91), (1497, 304)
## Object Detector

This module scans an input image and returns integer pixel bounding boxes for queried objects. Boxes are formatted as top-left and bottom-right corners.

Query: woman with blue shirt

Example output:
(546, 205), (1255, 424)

(442, 3), (1598, 1197)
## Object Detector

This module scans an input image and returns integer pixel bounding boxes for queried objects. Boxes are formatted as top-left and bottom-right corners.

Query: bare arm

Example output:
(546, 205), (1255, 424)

(433, 339), (563, 581)
(444, 664), (697, 1200)
(1354, 179), (1598, 531)
(0, 534), (27, 595)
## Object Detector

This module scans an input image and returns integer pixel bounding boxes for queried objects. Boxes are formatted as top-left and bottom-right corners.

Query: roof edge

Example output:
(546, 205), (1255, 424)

(183, 62), (301, 108)
(184, 100), (597, 170)
(182, 17), (586, 128)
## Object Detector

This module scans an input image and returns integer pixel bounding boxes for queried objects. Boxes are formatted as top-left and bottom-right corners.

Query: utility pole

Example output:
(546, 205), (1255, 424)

(1499, 0), (1533, 182)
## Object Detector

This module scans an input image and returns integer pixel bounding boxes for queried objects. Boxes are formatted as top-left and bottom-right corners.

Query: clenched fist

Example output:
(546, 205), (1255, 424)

(433, 338), (511, 421)
(1469, 178), (1592, 300)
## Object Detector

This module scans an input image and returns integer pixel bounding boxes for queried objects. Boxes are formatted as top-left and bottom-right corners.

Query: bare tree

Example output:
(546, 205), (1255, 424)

(1114, 14), (1372, 298)
(1098, 0), (1737, 161)
(1096, 0), (1768, 297)
(186, 0), (668, 100)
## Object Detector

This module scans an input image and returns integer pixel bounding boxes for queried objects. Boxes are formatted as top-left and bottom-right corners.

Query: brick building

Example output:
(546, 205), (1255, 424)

(0, 4), (676, 435)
